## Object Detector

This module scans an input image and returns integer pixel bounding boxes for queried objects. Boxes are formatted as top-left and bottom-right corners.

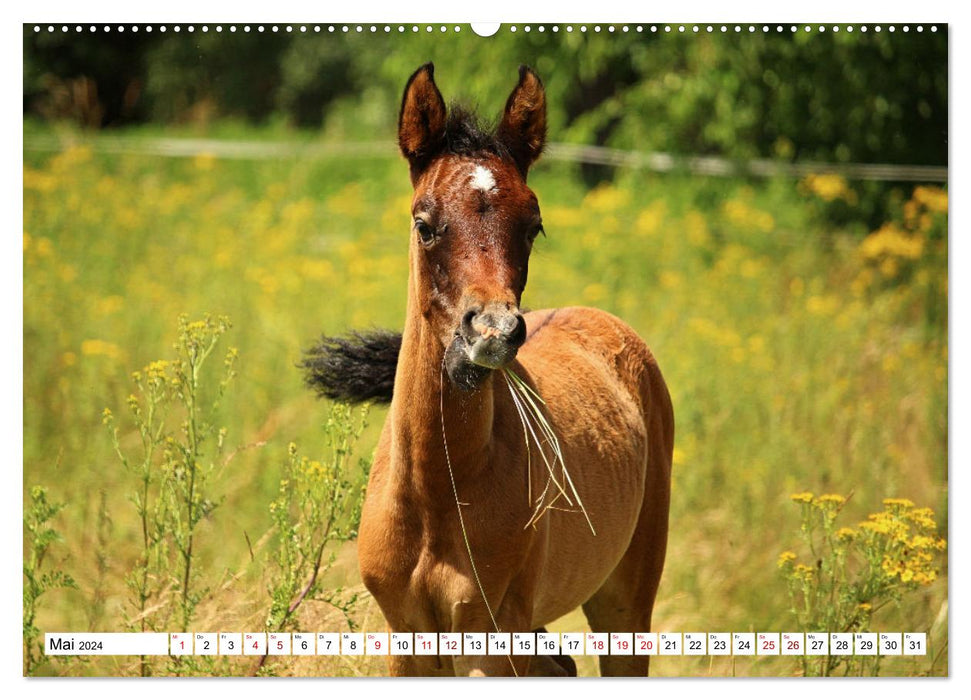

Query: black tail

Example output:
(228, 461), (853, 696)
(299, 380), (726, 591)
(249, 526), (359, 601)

(300, 330), (401, 404)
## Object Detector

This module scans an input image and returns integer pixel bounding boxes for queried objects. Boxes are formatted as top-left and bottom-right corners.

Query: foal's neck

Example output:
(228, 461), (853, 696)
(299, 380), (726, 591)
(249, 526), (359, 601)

(389, 291), (496, 493)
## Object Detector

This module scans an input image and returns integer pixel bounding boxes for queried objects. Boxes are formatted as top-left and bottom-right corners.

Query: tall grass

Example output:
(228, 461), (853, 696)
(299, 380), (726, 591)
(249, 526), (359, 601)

(101, 314), (237, 674)
(23, 486), (77, 676)
(23, 129), (947, 676)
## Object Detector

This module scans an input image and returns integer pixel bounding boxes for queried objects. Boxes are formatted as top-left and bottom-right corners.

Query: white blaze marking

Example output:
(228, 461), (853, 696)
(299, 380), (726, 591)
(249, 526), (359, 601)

(470, 165), (496, 193)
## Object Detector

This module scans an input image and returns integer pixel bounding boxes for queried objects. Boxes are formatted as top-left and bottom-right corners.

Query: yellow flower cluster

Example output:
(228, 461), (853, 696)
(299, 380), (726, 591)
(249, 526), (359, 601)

(722, 199), (775, 233)
(801, 174), (857, 204)
(789, 491), (845, 508)
(792, 563), (814, 581)
(857, 500), (944, 588)
(911, 186), (948, 215)
(903, 507), (938, 530)
(81, 339), (124, 361)
(805, 294), (840, 317)
(583, 184), (631, 213)
(784, 492), (944, 575)
(835, 527), (856, 542)
(817, 494), (846, 506)
(854, 186), (946, 286)
(858, 512), (908, 538)
(859, 223), (924, 261)
(146, 360), (171, 381)
(881, 553), (937, 585)
(299, 457), (327, 481)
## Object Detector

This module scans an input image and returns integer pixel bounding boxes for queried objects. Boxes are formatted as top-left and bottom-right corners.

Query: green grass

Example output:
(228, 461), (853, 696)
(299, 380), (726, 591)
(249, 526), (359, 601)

(23, 124), (947, 676)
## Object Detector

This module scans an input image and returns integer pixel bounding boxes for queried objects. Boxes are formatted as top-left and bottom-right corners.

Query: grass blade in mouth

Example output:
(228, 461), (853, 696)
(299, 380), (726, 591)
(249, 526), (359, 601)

(502, 368), (596, 536)
(503, 370), (571, 506)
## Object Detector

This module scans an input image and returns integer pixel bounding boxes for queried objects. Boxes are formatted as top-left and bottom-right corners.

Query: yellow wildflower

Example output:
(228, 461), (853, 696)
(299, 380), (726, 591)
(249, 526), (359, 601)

(793, 564), (814, 580)
(911, 186), (948, 214)
(835, 527), (856, 541)
(859, 519), (890, 535)
(146, 360), (171, 382)
(583, 184), (630, 213)
(881, 557), (903, 577)
(81, 339), (124, 360)
(908, 535), (936, 551)
(806, 295), (839, 316)
(634, 201), (666, 237)
(816, 494), (846, 506)
(903, 507), (937, 529)
(790, 492), (814, 504)
(778, 551), (797, 568)
(802, 173), (855, 202)
(859, 224), (924, 261)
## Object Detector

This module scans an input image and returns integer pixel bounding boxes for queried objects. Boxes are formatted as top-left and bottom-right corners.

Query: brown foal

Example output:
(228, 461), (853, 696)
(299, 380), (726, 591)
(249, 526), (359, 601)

(324, 64), (673, 676)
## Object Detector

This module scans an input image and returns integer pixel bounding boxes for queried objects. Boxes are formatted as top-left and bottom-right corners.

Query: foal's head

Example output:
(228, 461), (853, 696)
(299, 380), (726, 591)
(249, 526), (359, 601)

(398, 64), (547, 390)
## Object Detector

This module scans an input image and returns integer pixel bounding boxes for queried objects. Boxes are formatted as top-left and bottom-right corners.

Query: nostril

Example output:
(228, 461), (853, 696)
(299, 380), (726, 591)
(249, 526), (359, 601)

(508, 314), (527, 348)
(461, 309), (478, 337)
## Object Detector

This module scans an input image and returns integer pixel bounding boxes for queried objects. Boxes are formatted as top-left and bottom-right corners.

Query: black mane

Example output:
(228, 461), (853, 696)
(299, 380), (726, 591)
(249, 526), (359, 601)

(442, 104), (511, 160)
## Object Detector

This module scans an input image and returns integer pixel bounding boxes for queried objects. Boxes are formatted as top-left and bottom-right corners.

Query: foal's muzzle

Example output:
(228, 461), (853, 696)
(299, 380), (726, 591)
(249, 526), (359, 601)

(460, 303), (527, 369)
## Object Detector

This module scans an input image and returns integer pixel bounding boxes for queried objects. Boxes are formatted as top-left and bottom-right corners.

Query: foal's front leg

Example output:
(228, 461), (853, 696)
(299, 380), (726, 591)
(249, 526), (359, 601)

(449, 600), (534, 677)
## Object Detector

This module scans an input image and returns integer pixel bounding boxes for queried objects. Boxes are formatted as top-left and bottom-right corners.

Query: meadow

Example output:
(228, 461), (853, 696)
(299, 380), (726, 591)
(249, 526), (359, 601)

(23, 125), (948, 677)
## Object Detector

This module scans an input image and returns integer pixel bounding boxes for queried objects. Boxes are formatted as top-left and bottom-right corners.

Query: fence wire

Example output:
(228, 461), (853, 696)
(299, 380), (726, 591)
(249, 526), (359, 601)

(23, 135), (947, 183)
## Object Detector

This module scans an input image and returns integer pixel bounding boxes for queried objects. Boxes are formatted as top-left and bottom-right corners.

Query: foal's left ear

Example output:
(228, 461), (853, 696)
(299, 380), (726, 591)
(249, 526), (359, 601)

(497, 65), (547, 177)
(398, 63), (448, 181)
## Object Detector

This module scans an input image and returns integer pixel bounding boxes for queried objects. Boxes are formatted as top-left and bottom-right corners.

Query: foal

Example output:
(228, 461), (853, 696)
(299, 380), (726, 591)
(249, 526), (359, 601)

(305, 64), (673, 676)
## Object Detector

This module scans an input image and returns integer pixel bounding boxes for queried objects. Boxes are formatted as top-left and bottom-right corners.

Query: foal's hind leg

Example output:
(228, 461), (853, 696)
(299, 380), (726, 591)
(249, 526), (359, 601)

(526, 628), (577, 677)
(582, 375), (673, 677)
(581, 481), (670, 676)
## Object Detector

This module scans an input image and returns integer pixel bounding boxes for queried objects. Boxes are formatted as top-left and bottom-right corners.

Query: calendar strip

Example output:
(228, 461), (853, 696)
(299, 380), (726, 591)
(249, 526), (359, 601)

(44, 631), (928, 657)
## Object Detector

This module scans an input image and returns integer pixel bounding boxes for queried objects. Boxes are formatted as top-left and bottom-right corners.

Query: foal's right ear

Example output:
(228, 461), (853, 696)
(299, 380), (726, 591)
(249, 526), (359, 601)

(497, 65), (547, 177)
(398, 63), (447, 180)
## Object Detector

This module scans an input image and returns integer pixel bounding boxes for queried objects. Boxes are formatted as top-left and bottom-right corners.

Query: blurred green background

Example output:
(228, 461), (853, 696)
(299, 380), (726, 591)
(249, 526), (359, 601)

(23, 25), (947, 677)
(25, 26), (946, 163)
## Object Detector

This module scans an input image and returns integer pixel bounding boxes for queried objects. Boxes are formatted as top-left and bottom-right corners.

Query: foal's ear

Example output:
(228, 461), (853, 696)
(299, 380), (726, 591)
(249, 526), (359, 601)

(398, 63), (447, 179)
(497, 65), (547, 177)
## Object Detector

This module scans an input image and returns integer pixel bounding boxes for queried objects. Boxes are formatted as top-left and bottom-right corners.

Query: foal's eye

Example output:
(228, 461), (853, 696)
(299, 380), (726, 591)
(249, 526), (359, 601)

(527, 223), (545, 243)
(415, 219), (436, 246)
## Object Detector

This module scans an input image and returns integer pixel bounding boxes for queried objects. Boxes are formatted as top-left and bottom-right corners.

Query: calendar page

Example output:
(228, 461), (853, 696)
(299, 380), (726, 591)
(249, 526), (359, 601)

(21, 8), (949, 680)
